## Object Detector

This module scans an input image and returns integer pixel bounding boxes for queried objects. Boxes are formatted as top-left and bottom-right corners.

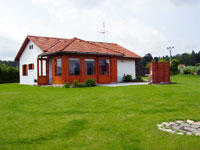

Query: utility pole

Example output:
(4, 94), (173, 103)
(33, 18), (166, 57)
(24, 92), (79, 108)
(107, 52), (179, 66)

(166, 46), (174, 64)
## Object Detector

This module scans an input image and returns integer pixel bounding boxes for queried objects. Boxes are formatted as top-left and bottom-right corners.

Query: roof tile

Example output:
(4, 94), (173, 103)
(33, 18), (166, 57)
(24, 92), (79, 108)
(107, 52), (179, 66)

(15, 35), (141, 61)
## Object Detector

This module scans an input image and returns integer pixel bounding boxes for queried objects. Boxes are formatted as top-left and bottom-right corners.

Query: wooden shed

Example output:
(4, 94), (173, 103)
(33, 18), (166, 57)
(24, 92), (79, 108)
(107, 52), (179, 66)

(149, 62), (170, 84)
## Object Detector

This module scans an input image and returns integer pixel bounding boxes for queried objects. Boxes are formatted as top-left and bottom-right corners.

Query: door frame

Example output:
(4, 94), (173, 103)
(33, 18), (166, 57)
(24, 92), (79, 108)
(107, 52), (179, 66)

(37, 57), (49, 85)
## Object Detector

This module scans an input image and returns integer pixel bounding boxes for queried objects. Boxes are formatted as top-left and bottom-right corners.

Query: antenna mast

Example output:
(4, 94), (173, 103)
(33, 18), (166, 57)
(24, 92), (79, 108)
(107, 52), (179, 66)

(166, 46), (174, 64)
(99, 22), (109, 42)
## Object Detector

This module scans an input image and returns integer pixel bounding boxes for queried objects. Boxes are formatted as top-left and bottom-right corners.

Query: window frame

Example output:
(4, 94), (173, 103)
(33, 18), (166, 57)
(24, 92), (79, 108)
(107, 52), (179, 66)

(28, 63), (34, 70)
(69, 58), (81, 76)
(85, 58), (95, 75)
(29, 45), (33, 50)
(99, 58), (110, 75)
(55, 58), (62, 76)
(22, 64), (28, 76)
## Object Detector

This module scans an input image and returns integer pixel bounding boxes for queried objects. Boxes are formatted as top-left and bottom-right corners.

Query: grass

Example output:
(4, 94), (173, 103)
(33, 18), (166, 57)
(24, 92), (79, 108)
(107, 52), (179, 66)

(0, 75), (200, 150)
(142, 76), (149, 81)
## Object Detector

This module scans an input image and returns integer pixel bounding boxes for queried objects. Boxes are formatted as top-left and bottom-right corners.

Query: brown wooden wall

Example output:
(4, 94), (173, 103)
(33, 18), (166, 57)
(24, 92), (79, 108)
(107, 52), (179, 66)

(149, 62), (170, 84)
(51, 54), (118, 84)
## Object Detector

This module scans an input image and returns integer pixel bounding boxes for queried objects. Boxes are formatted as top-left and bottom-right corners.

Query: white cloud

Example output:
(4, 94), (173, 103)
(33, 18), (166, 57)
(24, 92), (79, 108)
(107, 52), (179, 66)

(0, 0), (199, 60)
(29, 0), (167, 57)
(172, 0), (200, 6)
(0, 36), (20, 60)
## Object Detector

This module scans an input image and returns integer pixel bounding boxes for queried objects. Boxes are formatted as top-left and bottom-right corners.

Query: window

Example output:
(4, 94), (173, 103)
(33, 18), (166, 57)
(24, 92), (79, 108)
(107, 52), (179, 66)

(85, 59), (95, 75)
(29, 45), (33, 50)
(55, 58), (62, 76)
(28, 64), (34, 70)
(69, 58), (81, 75)
(22, 64), (28, 76)
(38, 59), (47, 76)
(42, 60), (46, 76)
(99, 59), (110, 75)
(39, 60), (41, 76)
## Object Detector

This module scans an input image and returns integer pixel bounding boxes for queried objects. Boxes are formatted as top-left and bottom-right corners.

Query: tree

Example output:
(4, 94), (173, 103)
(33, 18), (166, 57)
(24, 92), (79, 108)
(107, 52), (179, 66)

(197, 51), (200, 63)
(162, 55), (170, 62)
(158, 58), (169, 62)
(0, 64), (19, 84)
(181, 53), (190, 66)
(191, 50), (197, 66)
(0, 60), (18, 67)
(170, 59), (180, 74)
(136, 53), (153, 67)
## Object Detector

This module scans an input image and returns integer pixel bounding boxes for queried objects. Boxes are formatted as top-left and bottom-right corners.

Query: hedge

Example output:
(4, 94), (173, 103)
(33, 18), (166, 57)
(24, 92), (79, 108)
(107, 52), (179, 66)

(0, 64), (19, 84)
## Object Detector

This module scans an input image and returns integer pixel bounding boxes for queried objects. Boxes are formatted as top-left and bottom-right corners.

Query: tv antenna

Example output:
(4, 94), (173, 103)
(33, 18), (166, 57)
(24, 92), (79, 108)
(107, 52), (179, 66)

(99, 22), (109, 42)
(166, 46), (174, 64)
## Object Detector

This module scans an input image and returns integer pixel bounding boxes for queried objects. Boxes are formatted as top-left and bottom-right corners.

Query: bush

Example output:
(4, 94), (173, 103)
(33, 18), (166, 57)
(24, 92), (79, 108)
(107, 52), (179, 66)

(84, 78), (97, 87)
(78, 83), (85, 87)
(183, 66), (197, 75)
(64, 82), (71, 88)
(72, 80), (79, 88)
(195, 63), (200, 66)
(158, 58), (169, 62)
(197, 68), (200, 75)
(72, 79), (97, 88)
(123, 74), (132, 82)
(0, 64), (19, 84)
(170, 59), (180, 75)
(132, 76), (144, 82)
(72, 80), (87, 88)
(183, 68), (191, 75)
(136, 76), (141, 80)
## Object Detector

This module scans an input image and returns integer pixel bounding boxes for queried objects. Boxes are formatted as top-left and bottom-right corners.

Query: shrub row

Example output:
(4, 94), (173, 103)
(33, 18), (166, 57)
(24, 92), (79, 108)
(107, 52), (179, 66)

(178, 66), (200, 75)
(0, 64), (19, 84)
(64, 78), (97, 88)
(122, 74), (144, 82)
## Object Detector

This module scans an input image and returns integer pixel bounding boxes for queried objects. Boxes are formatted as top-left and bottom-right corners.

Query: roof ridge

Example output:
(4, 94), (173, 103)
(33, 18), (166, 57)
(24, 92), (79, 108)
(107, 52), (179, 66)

(79, 39), (124, 56)
(95, 42), (125, 55)
(27, 35), (69, 40)
(42, 37), (77, 52)
(60, 37), (78, 51)
(45, 40), (62, 52)
(88, 40), (116, 44)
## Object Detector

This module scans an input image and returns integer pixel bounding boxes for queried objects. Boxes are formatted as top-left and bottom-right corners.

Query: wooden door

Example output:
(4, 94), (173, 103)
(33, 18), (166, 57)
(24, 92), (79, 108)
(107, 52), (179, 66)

(37, 58), (49, 85)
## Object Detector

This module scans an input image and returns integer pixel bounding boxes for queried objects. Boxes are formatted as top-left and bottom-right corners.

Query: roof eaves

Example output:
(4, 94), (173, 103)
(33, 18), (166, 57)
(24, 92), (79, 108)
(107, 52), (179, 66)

(123, 56), (142, 60)
(27, 36), (46, 51)
(14, 37), (30, 61)
(38, 51), (124, 57)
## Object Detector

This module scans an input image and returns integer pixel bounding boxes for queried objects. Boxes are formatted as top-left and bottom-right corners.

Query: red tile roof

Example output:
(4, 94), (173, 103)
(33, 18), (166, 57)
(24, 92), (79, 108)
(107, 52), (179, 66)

(15, 35), (141, 61)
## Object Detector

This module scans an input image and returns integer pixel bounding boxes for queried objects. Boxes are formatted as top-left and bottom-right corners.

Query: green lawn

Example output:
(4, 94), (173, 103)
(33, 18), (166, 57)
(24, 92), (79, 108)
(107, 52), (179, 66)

(0, 75), (200, 150)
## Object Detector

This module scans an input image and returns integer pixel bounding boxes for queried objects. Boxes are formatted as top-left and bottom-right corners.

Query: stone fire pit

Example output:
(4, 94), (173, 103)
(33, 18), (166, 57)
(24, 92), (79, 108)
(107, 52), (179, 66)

(158, 120), (200, 136)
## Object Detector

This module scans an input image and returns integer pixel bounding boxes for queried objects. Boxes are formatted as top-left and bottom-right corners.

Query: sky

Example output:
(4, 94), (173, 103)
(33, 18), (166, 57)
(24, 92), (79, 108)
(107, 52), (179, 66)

(0, 0), (200, 60)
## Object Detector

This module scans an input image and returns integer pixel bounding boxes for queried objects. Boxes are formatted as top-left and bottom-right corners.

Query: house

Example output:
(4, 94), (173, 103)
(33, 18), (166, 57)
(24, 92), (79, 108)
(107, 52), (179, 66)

(15, 35), (141, 85)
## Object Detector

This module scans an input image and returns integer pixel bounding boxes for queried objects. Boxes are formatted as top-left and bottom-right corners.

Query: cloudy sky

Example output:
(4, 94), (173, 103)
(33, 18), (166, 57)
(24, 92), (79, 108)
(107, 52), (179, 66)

(0, 0), (200, 60)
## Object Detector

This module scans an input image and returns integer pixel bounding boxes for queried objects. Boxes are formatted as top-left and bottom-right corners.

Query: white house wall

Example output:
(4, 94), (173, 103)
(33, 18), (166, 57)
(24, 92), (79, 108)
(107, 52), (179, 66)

(19, 40), (43, 85)
(117, 59), (136, 82)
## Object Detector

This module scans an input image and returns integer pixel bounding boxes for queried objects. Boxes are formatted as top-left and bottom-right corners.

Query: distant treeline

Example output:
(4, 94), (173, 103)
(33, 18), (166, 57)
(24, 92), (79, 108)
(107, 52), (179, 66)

(0, 60), (18, 67)
(0, 63), (19, 84)
(136, 50), (200, 67)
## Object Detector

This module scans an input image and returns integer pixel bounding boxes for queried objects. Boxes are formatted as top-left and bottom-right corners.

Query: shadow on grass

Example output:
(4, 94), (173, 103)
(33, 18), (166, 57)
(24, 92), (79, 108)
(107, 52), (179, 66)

(5, 119), (88, 145)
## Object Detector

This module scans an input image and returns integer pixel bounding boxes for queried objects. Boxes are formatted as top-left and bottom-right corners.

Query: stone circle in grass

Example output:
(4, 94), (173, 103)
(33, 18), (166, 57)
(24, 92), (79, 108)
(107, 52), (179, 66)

(158, 120), (200, 136)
